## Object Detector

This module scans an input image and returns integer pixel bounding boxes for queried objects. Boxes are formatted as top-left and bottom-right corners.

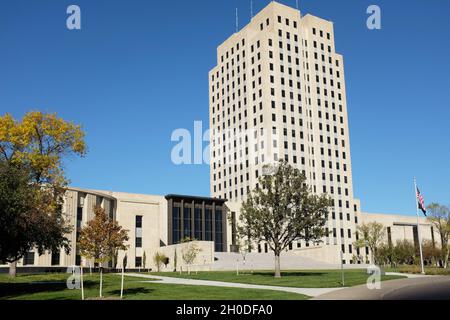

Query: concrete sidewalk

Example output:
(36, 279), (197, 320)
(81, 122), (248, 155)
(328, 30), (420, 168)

(124, 273), (344, 298)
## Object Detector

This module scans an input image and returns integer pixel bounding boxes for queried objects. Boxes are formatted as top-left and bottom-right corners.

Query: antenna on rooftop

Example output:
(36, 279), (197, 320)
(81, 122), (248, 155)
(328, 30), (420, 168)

(250, 0), (253, 18)
(296, 0), (299, 10)
(235, 8), (239, 33)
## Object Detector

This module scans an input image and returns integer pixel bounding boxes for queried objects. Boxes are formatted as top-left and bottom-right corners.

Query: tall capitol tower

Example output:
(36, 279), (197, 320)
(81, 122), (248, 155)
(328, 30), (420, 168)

(209, 2), (361, 263)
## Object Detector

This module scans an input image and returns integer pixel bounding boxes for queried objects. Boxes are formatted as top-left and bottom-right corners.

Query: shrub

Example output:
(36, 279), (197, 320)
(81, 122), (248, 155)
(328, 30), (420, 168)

(153, 252), (168, 272)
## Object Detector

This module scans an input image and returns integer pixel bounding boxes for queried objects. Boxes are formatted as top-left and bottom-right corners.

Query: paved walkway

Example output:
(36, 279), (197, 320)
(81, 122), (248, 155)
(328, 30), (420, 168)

(313, 275), (450, 300)
(385, 272), (432, 279)
(124, 273), (344, 298)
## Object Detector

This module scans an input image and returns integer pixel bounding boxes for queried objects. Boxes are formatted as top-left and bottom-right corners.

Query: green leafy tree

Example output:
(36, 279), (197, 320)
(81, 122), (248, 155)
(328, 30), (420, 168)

(354, 222), (386, 264)
(0, 111), (85, 276)
(142, 251), (147, 270)
(393, 240), (416, 265)
(153, 252), (167, 272)
(181, 242), (201, 275)
(173, 248), (178, 272)
(427, 203), (450, 268)
(239, 161), (331, 278)
(78, 206), (129, 297)
(229, 212), (254, 266)
(422, 239), (441, 267)
(0, 161), (72, 276)
(236, 238), (253, 273)
(123, 253), (128, 270)
(376, 243), (394, 267)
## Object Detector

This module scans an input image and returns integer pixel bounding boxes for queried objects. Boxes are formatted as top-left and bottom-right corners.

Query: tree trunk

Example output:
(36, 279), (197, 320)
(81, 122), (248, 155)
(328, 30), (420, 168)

(441, 239), (448, 269)
(274, 253), (281, 278)
(9, 261), (17, 278)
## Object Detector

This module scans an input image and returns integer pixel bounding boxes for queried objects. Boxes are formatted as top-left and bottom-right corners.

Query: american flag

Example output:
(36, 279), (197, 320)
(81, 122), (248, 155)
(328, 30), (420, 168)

(416, 187), (427, 216)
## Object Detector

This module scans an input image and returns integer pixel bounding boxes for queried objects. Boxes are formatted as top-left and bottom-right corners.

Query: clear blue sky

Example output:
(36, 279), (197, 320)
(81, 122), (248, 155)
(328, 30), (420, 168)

(1, 0), (449, 216)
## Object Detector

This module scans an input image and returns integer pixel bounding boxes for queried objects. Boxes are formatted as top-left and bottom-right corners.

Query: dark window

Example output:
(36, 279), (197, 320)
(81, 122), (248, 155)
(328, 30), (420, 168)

(136, 216), (143, 228)
(23, 252), (35, 266)
(135, 257), (142, 268)
(96, 196), (103, 207)
(205, 208), (213, 241)
(136, 237), (142, 248)
(231, 212), (237, 246)
(51, 251), (60, 266)
(172, 207), (181, 244)
(109, 202), (115, 219)
(413, 226), (419, 248)
(387, 227), (392, 246)
(75, 255), (81, 266)
(215, 209), (223, 252)
(194, 207), (202, 240)
(184, 207), (192, 239)
(77, 207), (83, 221)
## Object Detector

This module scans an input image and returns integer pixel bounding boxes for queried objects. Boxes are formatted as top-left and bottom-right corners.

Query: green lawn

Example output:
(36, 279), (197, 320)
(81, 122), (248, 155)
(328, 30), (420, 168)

(0, 273), (307, 300)
(151, 269), (405, 288)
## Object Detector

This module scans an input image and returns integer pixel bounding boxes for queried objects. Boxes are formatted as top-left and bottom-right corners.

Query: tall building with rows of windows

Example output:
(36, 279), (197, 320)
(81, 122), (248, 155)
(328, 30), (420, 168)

(209, 2), (361, 263)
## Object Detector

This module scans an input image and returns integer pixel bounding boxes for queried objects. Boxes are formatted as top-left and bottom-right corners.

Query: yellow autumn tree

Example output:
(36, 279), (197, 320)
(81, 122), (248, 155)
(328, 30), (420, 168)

(0, 111), (86, 184)
(78, 206), (129, 298)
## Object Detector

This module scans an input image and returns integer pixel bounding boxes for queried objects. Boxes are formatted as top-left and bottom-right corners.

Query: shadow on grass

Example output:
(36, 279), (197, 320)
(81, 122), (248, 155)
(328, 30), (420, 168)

(109, 287), (154, 296)
(0, 280), (97, 299)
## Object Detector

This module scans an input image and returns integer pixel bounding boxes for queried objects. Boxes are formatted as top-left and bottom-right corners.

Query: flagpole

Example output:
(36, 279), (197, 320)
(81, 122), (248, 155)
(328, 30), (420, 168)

(414, 177), (426, 275)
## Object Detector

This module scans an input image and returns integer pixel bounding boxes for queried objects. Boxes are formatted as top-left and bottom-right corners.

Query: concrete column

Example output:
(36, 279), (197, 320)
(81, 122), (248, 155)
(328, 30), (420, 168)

(191, 200), (195, 240)
(212, 202), (216, 247)
(222, 206), (228, 252)
(201, 201), (206, 241)
(180, 200), (184, 242)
